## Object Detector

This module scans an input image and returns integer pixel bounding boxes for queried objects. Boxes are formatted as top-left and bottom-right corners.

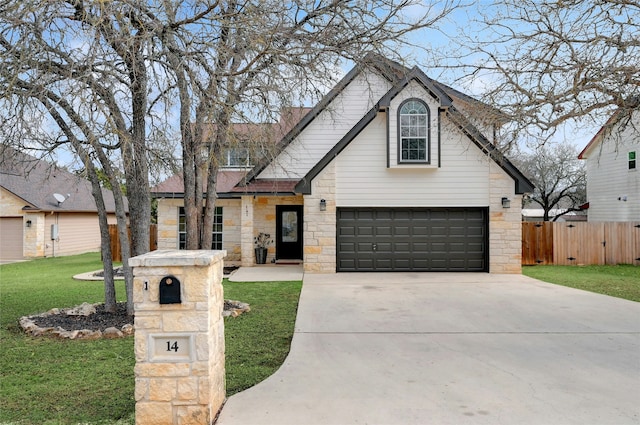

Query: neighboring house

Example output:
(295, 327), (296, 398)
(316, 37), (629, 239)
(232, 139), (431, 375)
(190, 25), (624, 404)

(153, 56), (534, 273)
(0, 147), (124, 261)
(521, 208), (587, 222)
(578, 108), (640, 221)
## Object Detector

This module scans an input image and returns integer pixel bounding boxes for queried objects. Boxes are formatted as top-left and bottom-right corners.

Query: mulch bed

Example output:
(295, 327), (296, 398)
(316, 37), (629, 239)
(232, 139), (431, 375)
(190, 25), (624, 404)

(27, 299), (250, 335)
(31, 302), (132, 332)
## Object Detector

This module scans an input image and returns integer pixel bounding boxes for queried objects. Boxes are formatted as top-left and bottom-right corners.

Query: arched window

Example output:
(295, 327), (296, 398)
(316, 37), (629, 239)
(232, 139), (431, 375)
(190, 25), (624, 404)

(398, 99), (429, 163)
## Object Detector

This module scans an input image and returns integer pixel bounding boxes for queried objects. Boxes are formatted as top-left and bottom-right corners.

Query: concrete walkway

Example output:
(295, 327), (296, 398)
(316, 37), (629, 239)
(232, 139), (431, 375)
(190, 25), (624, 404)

(228, 264), (304, 282)
(217, 273), (640, 425)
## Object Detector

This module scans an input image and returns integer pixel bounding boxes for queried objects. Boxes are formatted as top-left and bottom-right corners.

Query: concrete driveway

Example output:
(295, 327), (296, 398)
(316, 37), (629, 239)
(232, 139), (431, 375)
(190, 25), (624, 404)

(217, 273), (640, 425)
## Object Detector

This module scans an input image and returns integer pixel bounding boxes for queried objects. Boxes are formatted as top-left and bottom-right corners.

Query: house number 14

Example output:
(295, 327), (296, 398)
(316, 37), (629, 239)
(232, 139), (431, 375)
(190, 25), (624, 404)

(151, 335), (191, 361)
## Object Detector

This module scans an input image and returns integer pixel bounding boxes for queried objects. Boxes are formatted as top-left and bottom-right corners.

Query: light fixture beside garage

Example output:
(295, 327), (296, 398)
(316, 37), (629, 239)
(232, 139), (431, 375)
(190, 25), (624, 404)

(319, 199), (327, 211)
(501, 197), (511, 208)
(25, 220), (32, 228)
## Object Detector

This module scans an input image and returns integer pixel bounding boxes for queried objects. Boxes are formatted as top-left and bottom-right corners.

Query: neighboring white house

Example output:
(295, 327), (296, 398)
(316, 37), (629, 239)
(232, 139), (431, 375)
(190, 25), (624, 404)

(578, 108), (640, 221)
(0, 147), (123, 261)
(153, 55), (534, 274)
(521, 208), (587, 222)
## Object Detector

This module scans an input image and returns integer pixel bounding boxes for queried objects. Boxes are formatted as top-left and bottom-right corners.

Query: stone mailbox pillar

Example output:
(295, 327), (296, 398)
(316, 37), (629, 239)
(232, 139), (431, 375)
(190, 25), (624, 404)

(129, 250), (226, 425)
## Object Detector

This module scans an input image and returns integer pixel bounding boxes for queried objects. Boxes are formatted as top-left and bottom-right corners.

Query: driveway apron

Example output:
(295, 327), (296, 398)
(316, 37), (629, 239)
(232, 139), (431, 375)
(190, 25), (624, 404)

(216, 273), (640, 425)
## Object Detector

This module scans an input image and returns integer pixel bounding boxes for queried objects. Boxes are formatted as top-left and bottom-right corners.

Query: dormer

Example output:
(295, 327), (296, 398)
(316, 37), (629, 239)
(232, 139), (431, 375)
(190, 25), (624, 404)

(387, 79), (442, 169)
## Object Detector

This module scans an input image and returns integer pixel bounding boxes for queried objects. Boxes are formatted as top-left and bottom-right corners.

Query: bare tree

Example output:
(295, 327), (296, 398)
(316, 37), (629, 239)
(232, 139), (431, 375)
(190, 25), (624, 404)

(437, 0), (640, 147)
(0, 0), (164, 315)
(1, 0), (461, 312)
(513, 142), (586, 221)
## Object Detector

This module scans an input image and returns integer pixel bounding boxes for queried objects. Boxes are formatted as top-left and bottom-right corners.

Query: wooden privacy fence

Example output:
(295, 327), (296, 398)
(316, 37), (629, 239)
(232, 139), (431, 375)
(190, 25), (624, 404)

(522, 221), (640, 266)
(109, 224), (157, 263)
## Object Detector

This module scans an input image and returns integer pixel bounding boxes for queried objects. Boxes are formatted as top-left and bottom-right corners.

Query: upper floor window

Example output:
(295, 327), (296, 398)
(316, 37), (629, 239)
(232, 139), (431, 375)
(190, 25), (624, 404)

(629, 151), (636, 170)
(222, 148), (252, 168)
(398, 99), (430, 163)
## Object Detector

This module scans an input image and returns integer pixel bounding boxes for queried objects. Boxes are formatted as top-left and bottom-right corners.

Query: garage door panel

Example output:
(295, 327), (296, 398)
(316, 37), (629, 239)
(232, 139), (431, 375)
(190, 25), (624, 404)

(358, 226), (373, 236)
(393, 242), (410, 252)
(357, 211), (374, 220)
(376, 247), (393, 255)
(393, 210), (411, 220)
(0, 218), (24, 261)
(340, 226), (356, 236)
(412, 242), (428, 251)
(431, 227), (447, 236)
(339, 242), (356, 253)
(357, 259), (374, 269)
(357, 242), (372, 251)
(413, 226), (428, 236)
(337, 207), (488, 272)
(376, 226), (393, 236)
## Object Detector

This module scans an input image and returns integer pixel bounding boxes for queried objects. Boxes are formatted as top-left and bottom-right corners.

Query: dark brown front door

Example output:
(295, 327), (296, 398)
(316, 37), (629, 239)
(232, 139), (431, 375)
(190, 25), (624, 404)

(276, 205), (303, 260)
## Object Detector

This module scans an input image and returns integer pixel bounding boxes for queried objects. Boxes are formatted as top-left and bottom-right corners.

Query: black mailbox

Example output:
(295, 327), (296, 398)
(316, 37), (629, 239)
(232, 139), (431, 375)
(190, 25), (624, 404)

(159, 275), (181, 304)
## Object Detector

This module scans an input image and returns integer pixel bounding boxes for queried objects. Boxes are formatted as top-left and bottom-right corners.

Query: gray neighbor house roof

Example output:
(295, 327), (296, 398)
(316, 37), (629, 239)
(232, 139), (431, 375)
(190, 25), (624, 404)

(0, 146), (124, 213)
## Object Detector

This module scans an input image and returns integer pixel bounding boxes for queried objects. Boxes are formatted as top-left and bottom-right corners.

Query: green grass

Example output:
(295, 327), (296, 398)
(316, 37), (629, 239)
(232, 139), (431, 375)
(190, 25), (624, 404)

(0, 253), (302, 424)
(523, 264), (640, 302)
(223, 280), (302, 395)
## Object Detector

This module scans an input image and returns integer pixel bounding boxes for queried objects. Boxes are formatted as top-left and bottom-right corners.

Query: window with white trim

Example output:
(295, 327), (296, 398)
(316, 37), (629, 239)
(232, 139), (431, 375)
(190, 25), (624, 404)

(221, 148), (252, 168)
(178, 206), (223, 249)
(398, 99), (430, 163)
(629, 151), (636, 170)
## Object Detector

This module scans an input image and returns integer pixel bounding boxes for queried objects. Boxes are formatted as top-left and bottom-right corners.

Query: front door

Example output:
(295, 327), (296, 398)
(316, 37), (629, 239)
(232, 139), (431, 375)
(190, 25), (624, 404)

(276, 205), (303, 260)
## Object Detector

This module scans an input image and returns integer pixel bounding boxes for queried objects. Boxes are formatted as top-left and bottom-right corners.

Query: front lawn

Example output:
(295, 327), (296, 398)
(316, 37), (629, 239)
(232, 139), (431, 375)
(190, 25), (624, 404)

(0, 253), (302, 424)
(523, 264), (640, 302)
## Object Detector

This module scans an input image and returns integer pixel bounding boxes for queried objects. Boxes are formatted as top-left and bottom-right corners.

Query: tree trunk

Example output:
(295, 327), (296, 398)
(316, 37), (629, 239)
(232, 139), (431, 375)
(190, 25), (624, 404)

(85, 162), (117, 313)
(71, 143), (117, 313)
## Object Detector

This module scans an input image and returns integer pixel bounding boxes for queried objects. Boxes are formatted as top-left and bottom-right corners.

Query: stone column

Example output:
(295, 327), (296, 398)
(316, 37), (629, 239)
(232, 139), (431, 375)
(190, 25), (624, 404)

(489, 162), (523, 274)
(129, 250), (226, 425)
(240, 196), (254, 267)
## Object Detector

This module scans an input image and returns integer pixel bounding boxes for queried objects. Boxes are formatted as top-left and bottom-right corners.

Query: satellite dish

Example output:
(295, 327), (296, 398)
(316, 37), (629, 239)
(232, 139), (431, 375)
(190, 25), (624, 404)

(53, 193), (66, 205)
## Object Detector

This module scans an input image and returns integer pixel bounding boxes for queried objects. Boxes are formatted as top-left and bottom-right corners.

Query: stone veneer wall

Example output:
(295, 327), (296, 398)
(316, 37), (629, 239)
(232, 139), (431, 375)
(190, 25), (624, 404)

(252, 195), (303, 264)
(303, 162), (337, 273)
(130, 250), (226, 425)
(489, 162), (523, 274)
(0, 187), (27, 216)
(156, 198), (241, 262)
(23, 212), (45, 257)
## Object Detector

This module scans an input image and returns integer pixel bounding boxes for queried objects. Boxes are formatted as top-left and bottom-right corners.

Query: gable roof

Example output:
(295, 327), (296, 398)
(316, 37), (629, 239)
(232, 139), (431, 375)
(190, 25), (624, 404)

(0, 146), (124, 213)
(242, 54), (496, 185)
(152, 55), (532, 197)
(578, 106), (639, 159)
(294, 66), (535, 195)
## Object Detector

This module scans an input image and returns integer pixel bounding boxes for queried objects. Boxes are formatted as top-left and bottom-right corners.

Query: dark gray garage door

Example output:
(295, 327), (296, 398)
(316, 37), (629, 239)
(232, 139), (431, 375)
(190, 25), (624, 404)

(337, 208), (488, 272)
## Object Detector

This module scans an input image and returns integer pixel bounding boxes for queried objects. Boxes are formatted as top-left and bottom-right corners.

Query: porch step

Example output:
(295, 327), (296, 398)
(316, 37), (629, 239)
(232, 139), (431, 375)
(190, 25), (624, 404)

(274, 259), (303, 265)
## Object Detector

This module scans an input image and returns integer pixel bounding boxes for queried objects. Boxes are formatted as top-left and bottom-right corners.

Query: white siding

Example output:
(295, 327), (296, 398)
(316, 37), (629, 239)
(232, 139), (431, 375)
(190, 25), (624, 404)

(583, 111), (640, 221)
(335, 113), (492, 207)
(259, 71), (393, 179)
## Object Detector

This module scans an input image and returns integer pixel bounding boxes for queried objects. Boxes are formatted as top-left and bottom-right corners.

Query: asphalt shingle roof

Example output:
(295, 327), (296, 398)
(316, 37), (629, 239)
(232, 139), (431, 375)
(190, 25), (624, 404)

(0, 146), (124, 213)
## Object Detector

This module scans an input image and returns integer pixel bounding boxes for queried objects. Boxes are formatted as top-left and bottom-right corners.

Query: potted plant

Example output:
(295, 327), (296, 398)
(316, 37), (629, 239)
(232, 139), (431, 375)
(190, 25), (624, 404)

(254, 232), (272, 264)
